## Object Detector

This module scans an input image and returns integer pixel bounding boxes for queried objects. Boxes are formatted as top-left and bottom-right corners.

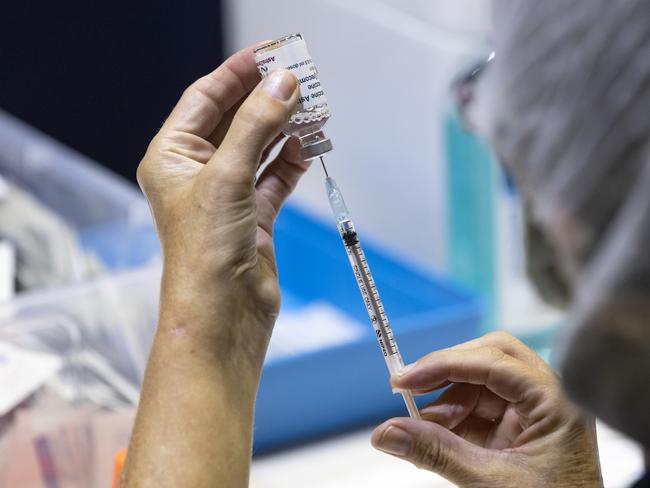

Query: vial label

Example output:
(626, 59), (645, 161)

(255, 39), (327, 110)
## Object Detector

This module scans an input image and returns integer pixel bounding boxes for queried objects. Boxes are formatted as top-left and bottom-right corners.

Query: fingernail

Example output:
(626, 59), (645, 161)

(262, 70), (297, 101)
(397, 363), (417, 377)
(376, 426), (412, 457)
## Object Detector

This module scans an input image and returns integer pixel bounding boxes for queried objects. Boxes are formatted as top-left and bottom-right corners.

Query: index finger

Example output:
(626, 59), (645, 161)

(393, 347), (547, 403)
(450, 331), (552, 372)
(162, 44), (263, 138)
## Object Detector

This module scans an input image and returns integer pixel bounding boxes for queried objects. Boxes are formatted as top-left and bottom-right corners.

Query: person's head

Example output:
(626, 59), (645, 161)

(476, 0), (650, 445)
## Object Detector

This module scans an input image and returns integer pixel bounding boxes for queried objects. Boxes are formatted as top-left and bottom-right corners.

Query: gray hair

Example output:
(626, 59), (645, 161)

(481, 0), (650, 446)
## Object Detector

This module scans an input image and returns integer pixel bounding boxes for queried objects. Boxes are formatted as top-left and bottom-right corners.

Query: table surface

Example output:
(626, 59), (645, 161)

(251, 421), (645, 488)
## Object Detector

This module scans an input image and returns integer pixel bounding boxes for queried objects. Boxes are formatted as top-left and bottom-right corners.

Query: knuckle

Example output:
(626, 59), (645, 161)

(135, 137), (167, 201)
(185, 78), (226, 116)
(239, 89), (290, 127)
(484, 345), (507, 361)
(412, 437), (448, 473)
(486, 330), (515, 342)
(136, 142), (160, 186)
(486, 331), (527, 351)
(180, 84), (193, 102)
(135, 159), (151, 192)
(419, 348), (443, 364)
(208, 157), (251, 189)
(237, 103), (285, 131)
(182, 80), (203, 103)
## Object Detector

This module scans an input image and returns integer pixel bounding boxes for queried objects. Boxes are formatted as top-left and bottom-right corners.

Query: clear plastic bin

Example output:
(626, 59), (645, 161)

(0, 110), (159, 271)
(0, 266), (159, 487)
(0, 266), (160, 399)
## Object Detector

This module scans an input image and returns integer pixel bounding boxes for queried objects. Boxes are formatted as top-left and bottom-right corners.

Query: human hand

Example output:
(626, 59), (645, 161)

(371, 332), (602, 487)
(136, 45), (304, 373)
(123, 46), (307, 487)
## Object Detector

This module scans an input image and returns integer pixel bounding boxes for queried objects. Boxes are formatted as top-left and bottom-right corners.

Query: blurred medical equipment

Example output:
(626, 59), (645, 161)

(0, 385), (135, 488)
(254, 33), (333, 161)
(0, 178), (102, 291)
(0, 111), (158, 277)
(0, 239), (15, 302)
(322, 160), (420, 419)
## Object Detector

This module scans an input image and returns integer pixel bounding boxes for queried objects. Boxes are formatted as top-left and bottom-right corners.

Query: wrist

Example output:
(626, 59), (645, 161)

(157, 276), (274, 371)
(148, 324), (262, 403)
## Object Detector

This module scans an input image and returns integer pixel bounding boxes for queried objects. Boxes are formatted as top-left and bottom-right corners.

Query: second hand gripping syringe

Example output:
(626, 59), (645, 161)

(321, 158), (420, 420)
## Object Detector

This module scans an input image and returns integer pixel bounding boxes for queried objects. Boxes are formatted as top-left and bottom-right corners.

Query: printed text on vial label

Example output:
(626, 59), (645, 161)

(255, 40), (327, 110)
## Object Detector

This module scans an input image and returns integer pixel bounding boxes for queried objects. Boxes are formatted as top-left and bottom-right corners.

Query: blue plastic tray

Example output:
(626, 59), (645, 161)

(79, 204), (483, 452)
(0, 112), (482, 452)
(254, 205), (483, 453)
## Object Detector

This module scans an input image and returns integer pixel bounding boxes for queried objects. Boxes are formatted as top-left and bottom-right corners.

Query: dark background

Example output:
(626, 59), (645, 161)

(0, 0), (225, 182)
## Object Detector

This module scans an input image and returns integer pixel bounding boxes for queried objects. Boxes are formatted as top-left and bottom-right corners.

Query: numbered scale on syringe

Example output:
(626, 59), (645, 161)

(338, 219), (400, 358)
(324, 172), (419, 418)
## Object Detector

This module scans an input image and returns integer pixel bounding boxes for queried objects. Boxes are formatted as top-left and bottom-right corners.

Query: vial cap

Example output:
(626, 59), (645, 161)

(299, 137), (334, 161)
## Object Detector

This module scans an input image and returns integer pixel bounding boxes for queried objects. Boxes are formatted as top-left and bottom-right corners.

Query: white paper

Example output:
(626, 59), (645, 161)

(266, 302), (365, 362)
(0, 241), (15, 302)
(0, 342), (62, 416)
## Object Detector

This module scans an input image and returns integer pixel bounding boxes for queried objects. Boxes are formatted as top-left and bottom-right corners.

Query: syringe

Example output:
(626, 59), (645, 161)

(320, 157), (420, 420)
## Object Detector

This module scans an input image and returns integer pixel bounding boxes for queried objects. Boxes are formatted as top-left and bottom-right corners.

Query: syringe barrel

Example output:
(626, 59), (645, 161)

(324, 175), (419, 418)
(336, 218), (401, 360)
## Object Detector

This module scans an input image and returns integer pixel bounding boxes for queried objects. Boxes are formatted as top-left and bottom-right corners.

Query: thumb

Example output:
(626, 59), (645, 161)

(207, 69), (299, 184)
(371, 418), (500, 485)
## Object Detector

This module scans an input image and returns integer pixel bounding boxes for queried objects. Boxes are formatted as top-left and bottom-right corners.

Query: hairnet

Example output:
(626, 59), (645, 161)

(479, 0), (650, 446)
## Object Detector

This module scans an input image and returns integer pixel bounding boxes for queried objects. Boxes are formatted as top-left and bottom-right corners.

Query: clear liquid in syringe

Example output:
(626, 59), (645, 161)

(339, 218), (398, 358)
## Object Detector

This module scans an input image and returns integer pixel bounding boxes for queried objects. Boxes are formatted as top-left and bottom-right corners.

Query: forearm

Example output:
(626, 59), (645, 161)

(121, 304), (264, 487)
(124, 45), (301, 485)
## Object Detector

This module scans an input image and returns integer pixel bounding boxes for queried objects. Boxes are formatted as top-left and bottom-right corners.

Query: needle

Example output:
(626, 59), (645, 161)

(319, 156), (329, 177)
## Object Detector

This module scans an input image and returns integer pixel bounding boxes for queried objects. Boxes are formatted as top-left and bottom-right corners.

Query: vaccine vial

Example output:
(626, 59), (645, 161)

(254, 33), (333, 161)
